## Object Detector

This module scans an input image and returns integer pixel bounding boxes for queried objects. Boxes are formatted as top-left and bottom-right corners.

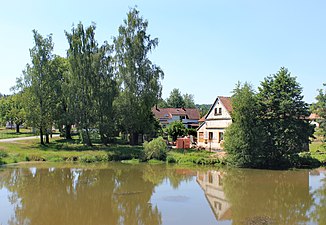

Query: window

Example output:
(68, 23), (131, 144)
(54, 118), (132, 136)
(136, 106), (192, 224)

(209, 132), (213, 140)
(218, 175), (223, 186)
(214, 201), (222, 210)
(214, 107), (222, 115)
(199, 132), (204, 142)
(218, 132), (224, 143)
(208, 172), (213, 183)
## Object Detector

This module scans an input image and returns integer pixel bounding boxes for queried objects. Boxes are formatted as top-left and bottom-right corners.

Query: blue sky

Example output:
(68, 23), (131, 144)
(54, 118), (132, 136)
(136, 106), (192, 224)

(0, 0), (325, 104)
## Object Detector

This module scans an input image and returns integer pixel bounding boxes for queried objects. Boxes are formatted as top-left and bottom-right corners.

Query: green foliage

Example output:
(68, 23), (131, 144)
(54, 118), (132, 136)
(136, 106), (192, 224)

(49, 56), (74, 140)
(166, 88), (185, 108)
(0, 151), (8, 158)
(165, 89), (196, 108)
(79, 153), (109, 163)
(311, 83), (326, 143)
(165, 120), (187, 141)
(143, 137), (167, 160)
(183, 93), (196, 108)
(289, 152), (321, 168)
(196, 104), (211, 117)
(257, 67), (314, 168)
(0, 94), (26, 132)
(187, 128), (197, 136)
(224, 83), (266, 168)
(114, 8), (164, 145)
(65, 23), (99, 146)
(157, 98), (169, 108)
(225, 68), (314, 169)
(18, 30), (57, 145)
(166, 149), (223, 165)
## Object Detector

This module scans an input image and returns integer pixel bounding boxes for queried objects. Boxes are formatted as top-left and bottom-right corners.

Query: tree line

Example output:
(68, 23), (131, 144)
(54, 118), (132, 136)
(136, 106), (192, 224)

(2, 8), (163, 146)
(157, 88), (195, 108)
(223, 67), (324, 168)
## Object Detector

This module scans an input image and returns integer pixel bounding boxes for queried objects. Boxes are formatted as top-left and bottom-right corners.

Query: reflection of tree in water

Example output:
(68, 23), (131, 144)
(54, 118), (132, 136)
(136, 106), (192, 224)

(141, 164), (193, 188)
(0, 164), (191, 225)
(311, 170), (326, 224)
(223, 169), (313, 225)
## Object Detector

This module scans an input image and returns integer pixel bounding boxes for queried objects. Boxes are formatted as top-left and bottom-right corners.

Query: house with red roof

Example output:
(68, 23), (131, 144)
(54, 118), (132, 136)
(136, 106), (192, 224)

(152, 107), (200, 129)
(197, 96), (232, 150)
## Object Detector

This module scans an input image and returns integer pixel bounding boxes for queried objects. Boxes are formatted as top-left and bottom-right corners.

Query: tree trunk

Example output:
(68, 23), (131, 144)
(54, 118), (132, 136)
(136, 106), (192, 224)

(65, 124), (72, 139)
(130, 132), (139, 145)
(84, 128), (92, 146)
(101, 134), (108, 146)
(40, 128), (44, 145)
(45, 132), (49, 144)
(16, 124), (20, 133)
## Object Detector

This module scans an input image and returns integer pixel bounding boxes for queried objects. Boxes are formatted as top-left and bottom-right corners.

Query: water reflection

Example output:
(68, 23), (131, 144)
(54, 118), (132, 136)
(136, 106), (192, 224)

(197, 169), (320, 225)
(0, 164), (326, 225)
(310, 168), (326, 224)
(197, 170), (231, 221)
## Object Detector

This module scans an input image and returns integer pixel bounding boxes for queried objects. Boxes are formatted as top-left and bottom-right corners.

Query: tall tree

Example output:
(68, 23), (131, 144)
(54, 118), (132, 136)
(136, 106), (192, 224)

(93, 43), (118, 145)
(311, 83), (326, 144)
(166, 88), (185, 108)
(224, 83), (266, 168)
(20, 30), (55, 145)
(183, 93), (195, 108)
(50, 56), (74, 139)
(257, 67), (314, 167)
(65, 23), (98, 146)
(114, 8), (164, 145)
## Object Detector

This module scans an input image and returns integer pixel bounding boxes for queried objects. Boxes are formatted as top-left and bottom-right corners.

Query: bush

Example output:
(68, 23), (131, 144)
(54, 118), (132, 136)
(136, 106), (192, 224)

(0, 151), (8, 158)
(143, 137), (167, 161)
(166, 155), (176, 163)
(79, 153), (109, 163)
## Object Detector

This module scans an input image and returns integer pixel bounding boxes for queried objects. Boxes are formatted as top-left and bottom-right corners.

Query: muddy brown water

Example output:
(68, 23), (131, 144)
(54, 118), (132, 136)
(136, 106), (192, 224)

(0, 163), (325, 225)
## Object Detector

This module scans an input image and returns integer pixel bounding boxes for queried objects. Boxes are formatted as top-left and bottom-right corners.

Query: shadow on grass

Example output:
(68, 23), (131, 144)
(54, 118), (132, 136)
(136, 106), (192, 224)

(29, 138), (144, 161)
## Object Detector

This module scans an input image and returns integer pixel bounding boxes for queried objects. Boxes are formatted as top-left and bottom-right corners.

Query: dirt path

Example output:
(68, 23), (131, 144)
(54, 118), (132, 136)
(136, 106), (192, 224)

(0, 134), (60, 143)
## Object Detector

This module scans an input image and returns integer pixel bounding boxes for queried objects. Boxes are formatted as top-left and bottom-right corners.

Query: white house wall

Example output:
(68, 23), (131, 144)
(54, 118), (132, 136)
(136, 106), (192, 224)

(197, 97), (232, 150)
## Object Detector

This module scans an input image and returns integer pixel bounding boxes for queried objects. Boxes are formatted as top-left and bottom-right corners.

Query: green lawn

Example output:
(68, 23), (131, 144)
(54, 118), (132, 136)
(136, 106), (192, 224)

(0, 137), (143, 164)
(0, 136), (222, 166)
(310, 141), (326, 163)
(0, 127), (35, 139)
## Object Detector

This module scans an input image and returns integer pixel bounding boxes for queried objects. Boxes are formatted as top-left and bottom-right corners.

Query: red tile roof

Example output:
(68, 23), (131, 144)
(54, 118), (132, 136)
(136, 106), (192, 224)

(218, 96), (232, 113)
(198, 115), (206, 122)
(204, 96), (232, 121)
(152, 107), (200, 120)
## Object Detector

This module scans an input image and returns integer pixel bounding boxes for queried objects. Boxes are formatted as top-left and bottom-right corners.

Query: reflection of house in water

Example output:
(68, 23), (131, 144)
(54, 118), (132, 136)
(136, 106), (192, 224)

(196, 171), (231, 221)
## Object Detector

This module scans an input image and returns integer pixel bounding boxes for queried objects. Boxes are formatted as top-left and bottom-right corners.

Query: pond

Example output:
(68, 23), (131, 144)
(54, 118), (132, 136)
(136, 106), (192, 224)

(0, 163), (325, 225)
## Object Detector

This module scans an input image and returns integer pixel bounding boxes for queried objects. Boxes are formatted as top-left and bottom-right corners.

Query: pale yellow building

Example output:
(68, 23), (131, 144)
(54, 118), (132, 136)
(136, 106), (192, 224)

(197, 96), (232, 150)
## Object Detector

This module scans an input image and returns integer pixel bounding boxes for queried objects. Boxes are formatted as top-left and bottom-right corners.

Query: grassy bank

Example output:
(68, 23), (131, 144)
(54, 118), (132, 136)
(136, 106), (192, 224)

(0, 137), (143, 164)
(310, 142), (326, 164)
(0, 127), (35, 139)
(0, 137), (324, 167)
(0, 137), (222, 166)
